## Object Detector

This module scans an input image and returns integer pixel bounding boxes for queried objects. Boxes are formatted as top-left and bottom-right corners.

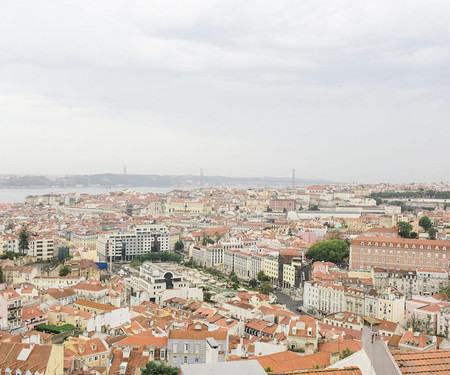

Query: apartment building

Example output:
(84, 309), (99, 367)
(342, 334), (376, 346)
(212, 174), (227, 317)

(303, 281), (406, 324)
(28, 237), (54, 260)
(192, 245), (224, 268)
(168, 329), (228, 367)
(350, 231), (450, 272)
(0, 289), (23, 332)
(372, 267), (449, 297)
(269, 199), (296, 212)
(97, 224), (170, 262)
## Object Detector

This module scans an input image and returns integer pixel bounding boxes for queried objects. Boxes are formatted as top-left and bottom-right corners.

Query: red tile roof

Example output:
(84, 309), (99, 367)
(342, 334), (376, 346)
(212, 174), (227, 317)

(392, 349), (450, 374)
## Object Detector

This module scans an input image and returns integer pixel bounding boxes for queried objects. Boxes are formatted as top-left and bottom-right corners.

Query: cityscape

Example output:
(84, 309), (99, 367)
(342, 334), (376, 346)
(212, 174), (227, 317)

(0, 183), (449, 374)
(1, 1), (450, 374)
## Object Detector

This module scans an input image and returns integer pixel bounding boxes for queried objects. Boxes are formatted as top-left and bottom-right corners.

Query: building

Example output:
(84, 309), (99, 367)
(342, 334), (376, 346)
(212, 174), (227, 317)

(28, 237), (54, 260)
(127, 262), (189, 304)
(269, 199), (296, 212)
(350, 231), (450, 272)
(0, 289), (23, 332)
(96, 224), (170, 262)
(168, 329), (228, 367)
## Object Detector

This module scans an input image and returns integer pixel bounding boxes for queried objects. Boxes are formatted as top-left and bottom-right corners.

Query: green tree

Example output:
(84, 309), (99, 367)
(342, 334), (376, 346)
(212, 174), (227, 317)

(305, 239), (349, 263)
(283, 208), (287, 213)
(419, 216), (433, 232)
(203, 291), (213, 302)
(18, 227), (29, 255)
(174, 240), (184, 251)
(0, 267), (3, 283)
(428, 227), (438, 240)
(232, 281), (240, 290)
(341, 348), (354, 359)
(410, 232), (418, 239)
(59, 265), (71, 277)
(264, 366), (273, 373)
(249, 279), (258, 289)
(260, 281), (274, 295)
(141, 361), (179, 375)
(398, 221), (413, 238)
(266, 206), (272, 212)
(257, 270), (270, 282)
(235, 205), (240, 211)
(288, 228), (293, 236)
(229, 271), (238, 283)
(130, 258), (141, 268)
(309, 205), (319, 211)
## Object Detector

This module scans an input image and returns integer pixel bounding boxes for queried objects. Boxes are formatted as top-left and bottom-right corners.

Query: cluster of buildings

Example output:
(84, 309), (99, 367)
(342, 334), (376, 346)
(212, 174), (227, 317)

(0, 183), (447, 374)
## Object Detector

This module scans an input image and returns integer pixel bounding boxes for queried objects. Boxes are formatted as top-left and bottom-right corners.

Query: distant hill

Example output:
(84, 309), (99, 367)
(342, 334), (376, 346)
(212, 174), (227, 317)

(0, 174), (330, 189)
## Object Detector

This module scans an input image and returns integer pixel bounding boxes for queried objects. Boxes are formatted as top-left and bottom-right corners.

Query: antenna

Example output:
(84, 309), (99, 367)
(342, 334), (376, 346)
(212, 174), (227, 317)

(200, 168), (204, 188)
(292, 169), (296, 188)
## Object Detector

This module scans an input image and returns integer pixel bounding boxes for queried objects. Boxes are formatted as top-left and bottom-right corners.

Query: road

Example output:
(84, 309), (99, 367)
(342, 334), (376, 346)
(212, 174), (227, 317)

(275, 291), (304, 314)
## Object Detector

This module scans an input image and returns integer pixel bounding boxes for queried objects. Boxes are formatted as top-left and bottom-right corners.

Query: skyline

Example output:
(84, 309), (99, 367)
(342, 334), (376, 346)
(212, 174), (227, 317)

(1, 1), (449, 183)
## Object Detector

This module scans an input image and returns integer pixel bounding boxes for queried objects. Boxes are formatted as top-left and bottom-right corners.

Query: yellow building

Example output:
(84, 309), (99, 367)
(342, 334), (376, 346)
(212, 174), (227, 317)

(65, 336), (108, 369)
(47, 304), (92, 330)
(263, 256), (279, 281)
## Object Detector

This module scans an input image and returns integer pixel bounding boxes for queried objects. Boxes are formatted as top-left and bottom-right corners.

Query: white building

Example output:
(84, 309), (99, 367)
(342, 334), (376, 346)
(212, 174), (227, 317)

(97, 224), (170, 262)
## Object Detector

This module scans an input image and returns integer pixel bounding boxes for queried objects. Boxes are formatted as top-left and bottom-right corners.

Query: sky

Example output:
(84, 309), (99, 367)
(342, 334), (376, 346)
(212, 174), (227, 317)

(0, 0), (449, 184)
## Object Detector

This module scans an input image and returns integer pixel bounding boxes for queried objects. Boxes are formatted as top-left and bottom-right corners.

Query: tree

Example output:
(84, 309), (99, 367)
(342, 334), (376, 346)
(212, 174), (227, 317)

(203, 291), (213, 302)
(141, 361), (179, 375)
(257, 270), (270, 282)
(410, 232), (418, 239)
(59, 265), (71, 277)
(174, 240), (184, 251)
(229, 271), (238, 283)
(341, 348), (354, 359)
(18, 227), (29, 255)
(232, 281), (240, 290)
(260, 281), (274, 295)
(428, 227), (438, 240)
(309, 205), (319, 211)
(266, 206), (272, 212)
(419, 216), (433, 232)
(0, 268), (3, 283)
(249, 279), (258, 289)
(235, 205), (240, 211)
(264, 366), (273, 373)
(283, 208), (287, 213)
(398, 221), (413, 238)
(288, 228), (293, 236)
(305, 239), (349, 263)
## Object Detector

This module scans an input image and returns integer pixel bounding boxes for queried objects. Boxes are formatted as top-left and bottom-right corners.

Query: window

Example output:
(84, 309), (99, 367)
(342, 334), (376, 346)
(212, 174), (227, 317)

(184, 343), (189, 353)
(94, 356), (98, 361)
(89, 357), (92, 363)
(101, 354), (106, 359)
(184, 356), (188, 364)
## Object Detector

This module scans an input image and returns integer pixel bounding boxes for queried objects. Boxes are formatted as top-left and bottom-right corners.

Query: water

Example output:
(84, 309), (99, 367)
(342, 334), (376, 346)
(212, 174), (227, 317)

(0, 186), (192, 203)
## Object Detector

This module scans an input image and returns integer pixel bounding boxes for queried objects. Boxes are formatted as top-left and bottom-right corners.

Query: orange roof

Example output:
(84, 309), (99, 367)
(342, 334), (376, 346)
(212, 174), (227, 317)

(252, 351), (330, 372)
(168, 329), (227, 341)
(392, 349), (450, 374)
(114, 331), (168, 347)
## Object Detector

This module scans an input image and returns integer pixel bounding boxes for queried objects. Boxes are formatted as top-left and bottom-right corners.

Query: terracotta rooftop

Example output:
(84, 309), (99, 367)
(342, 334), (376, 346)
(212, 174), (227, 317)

(392, 349), (450, 374)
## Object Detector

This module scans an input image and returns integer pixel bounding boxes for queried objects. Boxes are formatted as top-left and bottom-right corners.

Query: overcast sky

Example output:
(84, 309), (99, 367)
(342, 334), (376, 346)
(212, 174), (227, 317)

(0, 1), (449, 183)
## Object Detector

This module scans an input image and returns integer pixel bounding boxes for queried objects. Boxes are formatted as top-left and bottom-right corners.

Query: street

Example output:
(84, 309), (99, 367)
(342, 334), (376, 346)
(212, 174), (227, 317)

(274, 291), (304, 315)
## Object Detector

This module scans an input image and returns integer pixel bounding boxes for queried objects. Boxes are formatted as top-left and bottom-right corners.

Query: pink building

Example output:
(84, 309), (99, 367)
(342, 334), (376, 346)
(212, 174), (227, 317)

(22, 305), (48, 330)
(0, 289), (23, 332)
(350, 230), (450, 272)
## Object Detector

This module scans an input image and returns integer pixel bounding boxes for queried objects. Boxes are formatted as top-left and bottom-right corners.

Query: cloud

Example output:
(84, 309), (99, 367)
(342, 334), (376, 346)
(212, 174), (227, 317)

(0, 0), (449, 182)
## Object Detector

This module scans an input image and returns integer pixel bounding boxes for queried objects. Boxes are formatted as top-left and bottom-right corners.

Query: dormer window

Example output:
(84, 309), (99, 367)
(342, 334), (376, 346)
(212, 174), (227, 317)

(405, 245), (408, 249)
(361, 242), (364, 245)
(375, 243), (378, 246)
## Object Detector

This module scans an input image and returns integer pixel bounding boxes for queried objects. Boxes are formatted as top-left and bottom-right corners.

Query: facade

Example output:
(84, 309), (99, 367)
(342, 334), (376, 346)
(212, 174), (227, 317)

(269, 199), (296, 212)
(168, 329), (228, 367)
(350, 233), (450, 272)
(127, 262), (189, 304)
(96, 224), (170, 262)
(28, 237), (54, 260)
(192, 245), (224, 268)
(0, 289), (23, 332)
